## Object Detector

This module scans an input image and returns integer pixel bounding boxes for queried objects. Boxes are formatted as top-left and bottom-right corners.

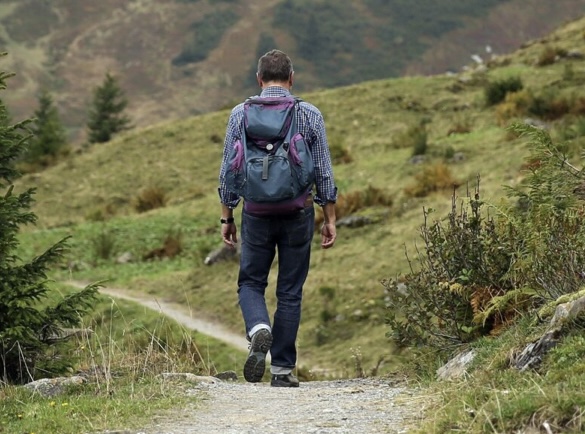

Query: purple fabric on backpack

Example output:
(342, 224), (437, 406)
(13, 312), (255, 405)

(244, 190), (311, 216)
(289, 133), (303, 165)
(230, 139), (243, 171)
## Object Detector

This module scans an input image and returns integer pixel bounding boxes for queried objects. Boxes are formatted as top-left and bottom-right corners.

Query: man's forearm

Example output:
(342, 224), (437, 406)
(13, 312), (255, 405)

(221, 204), (234, 220)
(322, 202), (336, 224)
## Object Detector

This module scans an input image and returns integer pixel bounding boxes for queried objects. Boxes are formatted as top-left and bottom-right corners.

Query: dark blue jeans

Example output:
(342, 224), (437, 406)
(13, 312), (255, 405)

(238, 206), (315, 370)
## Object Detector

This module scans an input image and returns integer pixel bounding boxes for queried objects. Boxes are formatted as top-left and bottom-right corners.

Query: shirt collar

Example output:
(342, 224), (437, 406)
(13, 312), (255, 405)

(260, 86), (291, 98)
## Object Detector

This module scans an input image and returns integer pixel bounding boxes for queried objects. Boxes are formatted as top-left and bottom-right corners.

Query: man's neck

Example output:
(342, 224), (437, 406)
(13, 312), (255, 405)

(261, 81), (290, 90)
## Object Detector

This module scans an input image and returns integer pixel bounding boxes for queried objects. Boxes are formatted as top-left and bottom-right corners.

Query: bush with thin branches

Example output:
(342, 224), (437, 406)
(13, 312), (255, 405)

(384, 124), (585, 353)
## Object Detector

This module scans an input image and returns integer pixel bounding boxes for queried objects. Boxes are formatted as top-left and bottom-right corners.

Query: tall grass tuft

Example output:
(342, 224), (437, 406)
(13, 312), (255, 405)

(392, 124), (428, 156)
(134, 186), (168, 213)
(314, 185), (393, 227)
(91, 227), (117, 262)
(403, 163), (460, 198)
(536, 45), (566, 66)
(484, 76), (524, 106)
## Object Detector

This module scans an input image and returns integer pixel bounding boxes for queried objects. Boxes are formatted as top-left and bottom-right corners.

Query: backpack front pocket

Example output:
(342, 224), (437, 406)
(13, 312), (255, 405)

(245, 155), (295, 202)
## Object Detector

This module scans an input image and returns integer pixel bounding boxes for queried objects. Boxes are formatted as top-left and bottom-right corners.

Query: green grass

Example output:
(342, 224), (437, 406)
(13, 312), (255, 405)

(414, 318), (585, 433)
(0, 378), (192, 434)
(0, 283), (245, 433)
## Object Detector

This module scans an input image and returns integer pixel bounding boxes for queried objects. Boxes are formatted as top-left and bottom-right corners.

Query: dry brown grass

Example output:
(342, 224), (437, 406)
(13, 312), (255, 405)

(134, 186), (168, 213)
(142, 230), (183, 261)
(404, 163), (460, 198)
(495, 90), (533, 125)
(314, 185), (393, 227)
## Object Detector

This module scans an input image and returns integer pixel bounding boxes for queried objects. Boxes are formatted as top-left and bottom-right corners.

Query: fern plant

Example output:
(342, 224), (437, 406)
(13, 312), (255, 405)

(504, 123), (585, 300)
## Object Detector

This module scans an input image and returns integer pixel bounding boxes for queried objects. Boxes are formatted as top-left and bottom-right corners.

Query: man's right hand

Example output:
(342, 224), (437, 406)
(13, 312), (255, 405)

(321, 202), (336, 249)
(222, 222), (238, 248)
(321, 222), (336, 249)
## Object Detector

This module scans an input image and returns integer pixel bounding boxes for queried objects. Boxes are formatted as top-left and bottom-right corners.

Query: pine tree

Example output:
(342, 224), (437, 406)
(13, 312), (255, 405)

(25, 89), (67, 168)
(0, 56), (99, 384)
(86, 72), (131, 144)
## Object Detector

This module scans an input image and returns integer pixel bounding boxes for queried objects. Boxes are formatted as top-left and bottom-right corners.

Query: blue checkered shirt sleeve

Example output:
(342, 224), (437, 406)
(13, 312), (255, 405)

(218, 104), (245, 208)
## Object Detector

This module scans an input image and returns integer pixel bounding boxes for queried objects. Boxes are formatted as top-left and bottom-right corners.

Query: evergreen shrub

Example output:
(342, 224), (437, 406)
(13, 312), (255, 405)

(484, 76), (524, 106)
(0, 60), (98, 384)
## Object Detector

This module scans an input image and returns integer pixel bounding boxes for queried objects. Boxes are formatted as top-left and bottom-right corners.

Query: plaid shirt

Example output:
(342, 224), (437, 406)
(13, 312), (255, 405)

(218, 86), (337, 208)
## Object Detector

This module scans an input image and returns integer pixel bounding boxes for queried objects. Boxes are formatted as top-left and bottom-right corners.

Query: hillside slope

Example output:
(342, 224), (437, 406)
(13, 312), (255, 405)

(14, 15), (585, 375)
(1, 0), (584, 143)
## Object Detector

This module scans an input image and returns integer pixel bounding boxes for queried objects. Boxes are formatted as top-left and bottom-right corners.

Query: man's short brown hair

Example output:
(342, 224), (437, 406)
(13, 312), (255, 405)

(257, 50), (293, 83)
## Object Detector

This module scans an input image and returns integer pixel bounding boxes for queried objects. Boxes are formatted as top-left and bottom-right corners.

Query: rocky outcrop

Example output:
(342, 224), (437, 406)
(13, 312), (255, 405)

(204, 242), (240, 265)
(436, 349), (476, 380)
(513, 295), (585, 371)
(438, 295), (585, 379)
(24, 376), (86, 397)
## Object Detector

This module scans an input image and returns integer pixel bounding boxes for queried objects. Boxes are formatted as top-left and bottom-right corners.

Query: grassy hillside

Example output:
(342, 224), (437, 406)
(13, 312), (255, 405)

(14, 15), (585, 379)
(1, 0), (584, 143)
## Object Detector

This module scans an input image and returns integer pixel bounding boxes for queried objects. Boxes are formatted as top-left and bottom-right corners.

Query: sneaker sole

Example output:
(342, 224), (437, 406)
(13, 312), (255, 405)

(243, 331), (272, 383)
(270, 379), (299, 388)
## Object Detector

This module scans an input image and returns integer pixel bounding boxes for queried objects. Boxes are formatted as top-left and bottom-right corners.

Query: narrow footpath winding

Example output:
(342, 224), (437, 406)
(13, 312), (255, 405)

(67, 281), (424, 433)
(67, 280), (249, 352)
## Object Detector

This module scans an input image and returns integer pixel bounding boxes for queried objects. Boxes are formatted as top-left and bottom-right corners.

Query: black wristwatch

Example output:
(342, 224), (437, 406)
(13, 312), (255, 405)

(220, 217), (235, 224)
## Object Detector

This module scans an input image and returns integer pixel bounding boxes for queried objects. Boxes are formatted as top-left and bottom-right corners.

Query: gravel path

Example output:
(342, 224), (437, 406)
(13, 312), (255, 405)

(141, 378), (421, 434)
(66, 281), (425, 433)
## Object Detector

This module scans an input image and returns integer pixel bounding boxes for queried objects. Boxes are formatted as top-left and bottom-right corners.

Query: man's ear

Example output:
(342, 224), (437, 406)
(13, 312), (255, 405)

(289, 71), (294, 87)
(256, 72), (263, 88)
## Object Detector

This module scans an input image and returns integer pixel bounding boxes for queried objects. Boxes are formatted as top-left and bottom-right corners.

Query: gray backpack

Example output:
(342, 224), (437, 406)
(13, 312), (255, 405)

(225, 96), (315, 214)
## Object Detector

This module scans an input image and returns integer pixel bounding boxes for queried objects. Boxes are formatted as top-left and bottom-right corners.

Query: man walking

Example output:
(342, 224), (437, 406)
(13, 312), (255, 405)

(218, 49), (337, 387)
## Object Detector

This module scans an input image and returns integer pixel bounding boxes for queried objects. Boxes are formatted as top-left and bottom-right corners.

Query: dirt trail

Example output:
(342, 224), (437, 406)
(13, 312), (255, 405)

(145, 378), (419, 434)
(67, 281), (424, 433)
(66, 280), (249, 352)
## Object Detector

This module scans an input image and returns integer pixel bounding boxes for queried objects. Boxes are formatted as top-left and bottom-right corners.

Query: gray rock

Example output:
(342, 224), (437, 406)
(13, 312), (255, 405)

(337, 215), (373, 228)
(448, 152), (466, 163)
(23, 376), (86, 397)
(524, 117), (548, 129)
(436, 349), (475, 380)
(550, 296), (585, 329)
(514, 329), (560, 372)
(159, 373), (222, 385)
(116, 251), (134, 264)
(409, 155), (426, 165)
(214, 370), (238, 381)
(514, 295), (585, 371)
(566, 49), (584, 59)
(204, 242), (240, 265)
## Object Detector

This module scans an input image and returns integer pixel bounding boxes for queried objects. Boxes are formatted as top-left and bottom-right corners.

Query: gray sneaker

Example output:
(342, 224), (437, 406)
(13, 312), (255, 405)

(243, 329), (272, 383)
(270, 373), (299, 387)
